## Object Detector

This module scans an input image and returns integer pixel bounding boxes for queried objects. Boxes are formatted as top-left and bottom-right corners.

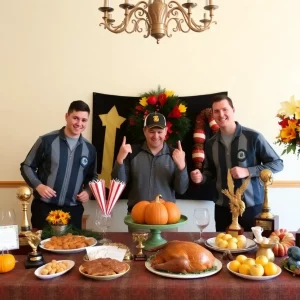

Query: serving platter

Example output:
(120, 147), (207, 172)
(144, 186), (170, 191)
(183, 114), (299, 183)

(145, 258), (222, 279)
(205, 237), (256, 254)
(79, 263), (130, 280)
(39, 237), (97, 254)
(227, 262), (281, 280)
(34, 260), (75, 280)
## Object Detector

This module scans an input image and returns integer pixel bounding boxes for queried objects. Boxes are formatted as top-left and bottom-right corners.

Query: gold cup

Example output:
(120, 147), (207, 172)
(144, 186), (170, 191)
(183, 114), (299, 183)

(24, 230), (45, 269)
(17, 186), (32, 234)
(132, 232), (148, 261)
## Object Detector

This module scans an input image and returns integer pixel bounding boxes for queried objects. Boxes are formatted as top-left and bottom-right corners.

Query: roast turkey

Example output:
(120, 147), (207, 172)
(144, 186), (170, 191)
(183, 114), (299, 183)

(150, 240), (215, 274)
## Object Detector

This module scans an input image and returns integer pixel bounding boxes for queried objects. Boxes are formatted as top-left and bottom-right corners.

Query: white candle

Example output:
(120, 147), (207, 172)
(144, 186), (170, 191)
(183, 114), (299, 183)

(104, 0), (111, 7)
(209, 0), (213, 5)
(204, 13), (207, 19)
(108, 13), (112, 19)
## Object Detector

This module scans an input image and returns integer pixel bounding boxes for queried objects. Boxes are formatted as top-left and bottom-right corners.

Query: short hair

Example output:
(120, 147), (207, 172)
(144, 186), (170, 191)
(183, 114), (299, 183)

(67, 100), (90, 114)
(211, 94), (234, 109)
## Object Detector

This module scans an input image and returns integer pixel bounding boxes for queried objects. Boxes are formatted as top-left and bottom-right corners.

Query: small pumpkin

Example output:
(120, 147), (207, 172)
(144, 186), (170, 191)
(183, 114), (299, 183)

(164, 202), (181, 224)
(0, 253), (16, 273)
(144, 195), (168, 225)
(269, 229), (295, 257)
(131, 200), (150, 224)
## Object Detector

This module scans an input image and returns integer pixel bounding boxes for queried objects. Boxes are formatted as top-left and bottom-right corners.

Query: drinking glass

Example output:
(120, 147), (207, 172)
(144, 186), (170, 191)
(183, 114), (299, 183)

(0, 208), (16, 225)
(95, 210), (112, 244)
(193, 208), (210, 244)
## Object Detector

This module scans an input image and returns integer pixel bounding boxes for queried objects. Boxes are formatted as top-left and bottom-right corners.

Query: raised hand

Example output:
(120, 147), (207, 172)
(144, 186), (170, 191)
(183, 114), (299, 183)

(36, 184), (57, 199)
(230, 166), (250, 179)
(190, 169), (203, 184)
(117, 136), (132, 164)
(172, 140), (186, 171)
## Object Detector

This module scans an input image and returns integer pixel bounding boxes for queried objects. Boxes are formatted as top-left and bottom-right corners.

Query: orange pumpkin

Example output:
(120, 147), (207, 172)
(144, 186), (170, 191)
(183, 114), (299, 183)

(131, 200), (150, 224)
(269, 229), (295, 257)
(144, 195), (168, 225)
(0, 253), (16, 273)
(164, 202), (181, 224)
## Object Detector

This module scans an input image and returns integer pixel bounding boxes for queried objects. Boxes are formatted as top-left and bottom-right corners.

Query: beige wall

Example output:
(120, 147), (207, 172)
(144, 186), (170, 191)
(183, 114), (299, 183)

(1, 1), (300, 231)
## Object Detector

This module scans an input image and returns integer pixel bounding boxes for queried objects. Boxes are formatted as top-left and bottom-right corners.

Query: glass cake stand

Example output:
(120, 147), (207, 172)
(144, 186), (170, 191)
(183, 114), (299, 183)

(124, 215), (188, 250)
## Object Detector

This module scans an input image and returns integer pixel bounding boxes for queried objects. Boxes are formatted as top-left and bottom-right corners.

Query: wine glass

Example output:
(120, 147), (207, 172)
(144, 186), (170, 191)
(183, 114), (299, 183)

(95, 210), (112, 244)
(0, 208), (16, 225)
(193, 208), (210, 244)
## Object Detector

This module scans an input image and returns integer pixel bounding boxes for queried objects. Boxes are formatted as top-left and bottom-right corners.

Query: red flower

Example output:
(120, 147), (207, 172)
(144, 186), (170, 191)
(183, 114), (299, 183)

(135, 105), (144, 112)
(129, 118), (135, 125)
(158, 93), (167, 106)
(168, 106), (181, 118)
(278, 117), (289, 128)
(147, 95), (157, 105)
(166, 121), (173, 134)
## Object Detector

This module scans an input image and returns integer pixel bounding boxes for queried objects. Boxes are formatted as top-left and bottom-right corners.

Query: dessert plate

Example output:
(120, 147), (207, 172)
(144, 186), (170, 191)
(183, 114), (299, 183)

(205, 237), (256, 253)
(145, 258), (222, 279)
(34, 260), (75, 279)
(227, 262), (282, 280)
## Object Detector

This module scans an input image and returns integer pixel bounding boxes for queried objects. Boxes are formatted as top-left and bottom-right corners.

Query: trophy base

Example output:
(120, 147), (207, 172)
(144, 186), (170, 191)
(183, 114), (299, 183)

(254, 215), (279, 237)
(226, 227), (244, 237)
(25, 251), (45, 269)
(133, 254), (147, 261)
(296, 228), (300, 247)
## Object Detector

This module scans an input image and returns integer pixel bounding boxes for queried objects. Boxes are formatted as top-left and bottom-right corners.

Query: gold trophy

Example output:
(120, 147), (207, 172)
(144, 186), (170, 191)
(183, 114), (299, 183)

(254, 169), (279, 237)
(222, 170), (251, 237)
(132, 232), (148, 261)
(24, 230), (45, 268)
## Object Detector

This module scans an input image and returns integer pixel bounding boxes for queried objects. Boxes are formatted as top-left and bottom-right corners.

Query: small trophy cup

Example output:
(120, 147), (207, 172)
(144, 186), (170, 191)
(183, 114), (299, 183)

(132, 232), (148, 261)
(254, 169), (279, 237)
(24, 230), (45, 269)
(222, 170), (251, 237)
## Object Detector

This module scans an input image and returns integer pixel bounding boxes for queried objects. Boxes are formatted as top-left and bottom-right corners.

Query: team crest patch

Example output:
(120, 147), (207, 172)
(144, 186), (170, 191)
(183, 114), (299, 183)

(237, 149), (247, 162)
(80, 156), (88, 167)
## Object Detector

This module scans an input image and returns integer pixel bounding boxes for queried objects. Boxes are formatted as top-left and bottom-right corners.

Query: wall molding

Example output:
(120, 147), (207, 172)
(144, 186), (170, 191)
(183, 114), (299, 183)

(0, 180), (300, 189)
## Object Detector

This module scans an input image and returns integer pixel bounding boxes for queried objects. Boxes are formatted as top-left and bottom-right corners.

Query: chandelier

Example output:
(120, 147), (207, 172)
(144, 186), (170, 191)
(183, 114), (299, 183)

(98, 0), (219, 44)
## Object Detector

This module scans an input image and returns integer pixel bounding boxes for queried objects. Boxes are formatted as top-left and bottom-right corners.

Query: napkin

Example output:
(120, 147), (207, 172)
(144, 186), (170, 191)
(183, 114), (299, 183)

(85, 245), (127, 262)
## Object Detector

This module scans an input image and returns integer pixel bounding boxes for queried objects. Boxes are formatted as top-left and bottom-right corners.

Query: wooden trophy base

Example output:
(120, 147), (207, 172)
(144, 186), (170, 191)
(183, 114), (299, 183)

(254, 215), (279, 237)
(133, 253), (147, 261)
(226, 227), (244, 237)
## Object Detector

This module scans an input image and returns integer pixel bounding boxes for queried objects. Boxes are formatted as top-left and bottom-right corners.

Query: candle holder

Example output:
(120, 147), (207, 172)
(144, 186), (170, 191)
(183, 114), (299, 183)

(132, 232), (148, 261)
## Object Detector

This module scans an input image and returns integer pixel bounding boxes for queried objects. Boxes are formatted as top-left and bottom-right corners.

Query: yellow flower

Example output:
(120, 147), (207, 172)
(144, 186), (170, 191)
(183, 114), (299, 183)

(139, 97), (148, 107)
(178, 103), (187, 113)
(278, 95), (300, 119)
(165, 90), (174, 98)
(280, 119), (298, 143)
(46, 210), (71, 225)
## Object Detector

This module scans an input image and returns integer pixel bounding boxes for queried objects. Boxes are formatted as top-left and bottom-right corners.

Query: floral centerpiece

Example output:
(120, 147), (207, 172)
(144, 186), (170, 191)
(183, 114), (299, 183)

(127, 87), (191, 146)
(46, 210), (71, 225)
(276, 95), (300, 158)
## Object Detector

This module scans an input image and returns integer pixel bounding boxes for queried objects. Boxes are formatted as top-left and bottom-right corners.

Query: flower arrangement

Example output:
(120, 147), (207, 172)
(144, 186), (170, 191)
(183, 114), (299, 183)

(127, 87), (191, 146)
(46, 210), (71, 226)
(276, 95), (300, 158)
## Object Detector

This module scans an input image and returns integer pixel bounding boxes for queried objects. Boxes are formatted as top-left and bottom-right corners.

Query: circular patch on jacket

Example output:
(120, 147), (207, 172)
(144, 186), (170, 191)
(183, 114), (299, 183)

(80, 156), (88, 167)
(237, 149), (247, 162)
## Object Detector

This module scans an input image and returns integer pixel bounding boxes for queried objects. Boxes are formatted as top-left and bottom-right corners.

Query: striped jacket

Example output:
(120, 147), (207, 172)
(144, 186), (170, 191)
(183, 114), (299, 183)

(20, 127), (98, 206)
(202, 122), (284, 207)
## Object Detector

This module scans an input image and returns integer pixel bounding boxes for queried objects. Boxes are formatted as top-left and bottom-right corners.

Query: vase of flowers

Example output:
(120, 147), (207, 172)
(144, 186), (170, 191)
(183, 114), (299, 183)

(46, 210), (71, 236)
(127, 87), (191, 146)
(276, 95), (300, 158)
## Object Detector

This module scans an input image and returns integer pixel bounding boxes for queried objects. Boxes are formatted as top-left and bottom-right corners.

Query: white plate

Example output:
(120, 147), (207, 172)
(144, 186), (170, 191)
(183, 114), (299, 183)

(34, 260), (75, 280)
(145, 258), (222, 279)
(79, 263), (130, 280)
(227, 262), (282, 280)
(205, 237), (256, 253)
(39, 237), (97, 254)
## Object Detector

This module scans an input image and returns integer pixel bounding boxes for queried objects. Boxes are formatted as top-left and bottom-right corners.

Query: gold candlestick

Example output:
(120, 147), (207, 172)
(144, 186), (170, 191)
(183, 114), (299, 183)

(132, 232), (148, 261)
(17, 186), (32, 234)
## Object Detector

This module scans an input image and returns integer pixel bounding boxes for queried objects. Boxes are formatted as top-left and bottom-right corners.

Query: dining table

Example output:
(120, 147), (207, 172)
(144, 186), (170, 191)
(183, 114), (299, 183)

(3, 232), (299, 300)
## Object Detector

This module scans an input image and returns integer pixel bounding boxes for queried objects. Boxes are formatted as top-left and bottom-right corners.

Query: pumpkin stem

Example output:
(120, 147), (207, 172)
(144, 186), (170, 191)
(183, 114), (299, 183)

(155, 194), (162, 203)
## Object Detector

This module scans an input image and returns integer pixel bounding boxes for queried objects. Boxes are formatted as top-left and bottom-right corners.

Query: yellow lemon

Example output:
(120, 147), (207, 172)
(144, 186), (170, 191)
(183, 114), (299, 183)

(227, 241), (238, 249)
(223, 234), (233, 241)
(216, 233), (226, 240)
(236, 254), (248, 264)
(264, 262), (278, 276)
(228, 237), (238, 244)
(229, 260), (241, 273)
(255, 255), (269, 267)
(237, 235), (247, 242)
(239, 264), (251, 275)
(217, 239), (228, 249)
(250, 264), (264, 276)
(243, 258), (256, 267)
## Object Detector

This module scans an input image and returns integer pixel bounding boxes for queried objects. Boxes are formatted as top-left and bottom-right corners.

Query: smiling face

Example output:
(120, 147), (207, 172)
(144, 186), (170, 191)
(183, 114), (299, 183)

(64, 110), (89, 138)
(143, 126), (167, 152)
(212, 99), (236, 132)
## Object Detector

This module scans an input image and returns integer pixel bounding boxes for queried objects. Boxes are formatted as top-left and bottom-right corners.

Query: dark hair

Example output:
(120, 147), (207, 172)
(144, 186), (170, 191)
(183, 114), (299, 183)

(67, 100), (90, 114)
(211, 94), (234, 109)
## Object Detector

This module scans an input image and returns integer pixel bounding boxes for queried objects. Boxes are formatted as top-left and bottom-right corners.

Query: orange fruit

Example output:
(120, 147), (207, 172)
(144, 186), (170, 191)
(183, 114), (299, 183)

(223, 234), (233, 241)
(236, 254), (248, 264)
(250, 264), (264, 276)
(243, 258), (256, 267)
(237, 240), (246, 249)
(228, 237), (238, 244)
(237, 235), (247, 242)
(217, 239), (228, 249)
(229, 260), (241, 273)
(255, 255), (269, 267)
(264, 262), (278, 276)
(239, 264), (251, 275)
(227, 241), (238, 249)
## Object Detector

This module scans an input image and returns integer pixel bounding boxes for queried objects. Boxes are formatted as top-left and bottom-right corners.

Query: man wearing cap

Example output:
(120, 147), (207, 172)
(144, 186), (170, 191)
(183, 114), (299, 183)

(112, 112), (189, 217)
